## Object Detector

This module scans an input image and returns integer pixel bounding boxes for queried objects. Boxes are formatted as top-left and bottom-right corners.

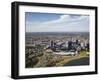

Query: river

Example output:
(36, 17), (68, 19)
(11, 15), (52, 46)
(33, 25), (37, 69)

(64, 57), (89, 66)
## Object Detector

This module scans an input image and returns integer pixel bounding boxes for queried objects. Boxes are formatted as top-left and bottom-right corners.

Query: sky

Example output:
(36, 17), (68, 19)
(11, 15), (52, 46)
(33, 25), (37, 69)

(25, 12), (90, 32)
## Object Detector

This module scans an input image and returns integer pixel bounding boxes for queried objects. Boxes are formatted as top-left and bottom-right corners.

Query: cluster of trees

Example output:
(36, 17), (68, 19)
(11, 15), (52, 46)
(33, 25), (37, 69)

(34, 52), (64, 67)
(25, 44), (65, 68)
(25, 45), (44, 68)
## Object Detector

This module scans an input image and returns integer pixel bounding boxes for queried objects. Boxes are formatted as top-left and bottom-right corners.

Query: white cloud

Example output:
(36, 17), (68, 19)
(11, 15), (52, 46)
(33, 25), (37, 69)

(26, 14), (89, 32)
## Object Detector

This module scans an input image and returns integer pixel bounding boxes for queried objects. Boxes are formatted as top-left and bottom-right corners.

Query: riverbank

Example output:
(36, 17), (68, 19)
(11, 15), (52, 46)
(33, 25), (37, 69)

(55, 54), (89, 66)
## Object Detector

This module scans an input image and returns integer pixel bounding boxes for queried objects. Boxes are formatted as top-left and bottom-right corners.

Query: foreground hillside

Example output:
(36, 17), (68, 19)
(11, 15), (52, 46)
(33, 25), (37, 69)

(26, 50), (89, 68)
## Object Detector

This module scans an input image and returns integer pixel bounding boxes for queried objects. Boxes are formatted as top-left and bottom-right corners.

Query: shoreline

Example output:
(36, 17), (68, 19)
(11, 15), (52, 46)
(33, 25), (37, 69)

(56, 55), (89, 66)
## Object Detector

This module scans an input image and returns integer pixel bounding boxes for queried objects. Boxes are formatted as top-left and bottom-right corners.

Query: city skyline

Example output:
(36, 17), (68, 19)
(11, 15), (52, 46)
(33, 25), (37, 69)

(25, 12), (90, 32)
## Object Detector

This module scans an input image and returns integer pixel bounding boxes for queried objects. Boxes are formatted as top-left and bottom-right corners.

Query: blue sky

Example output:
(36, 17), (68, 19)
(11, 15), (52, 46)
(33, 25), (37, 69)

(25, 12), (89, 32)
